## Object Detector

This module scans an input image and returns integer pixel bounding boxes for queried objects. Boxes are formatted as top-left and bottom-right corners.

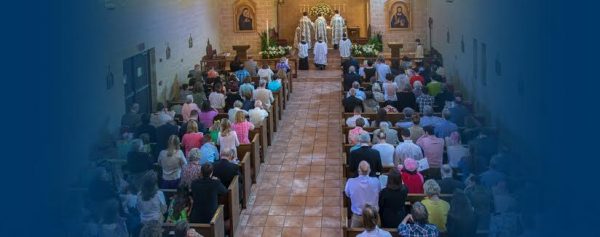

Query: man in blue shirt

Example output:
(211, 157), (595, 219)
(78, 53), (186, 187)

(375, 57), (391, 83)
(345, 161), (381, 228)
(419, 105), (443, 128)
(434, 109), (458, 138)
(346, 81), (366, 101)
(234, 66), (250, 83)
(199, 136), (219, 164)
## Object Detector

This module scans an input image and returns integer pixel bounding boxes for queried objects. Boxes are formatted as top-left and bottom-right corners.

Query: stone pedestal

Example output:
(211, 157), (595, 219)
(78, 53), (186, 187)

(388, 43), (404, 58)
(232, 45), (250, 60)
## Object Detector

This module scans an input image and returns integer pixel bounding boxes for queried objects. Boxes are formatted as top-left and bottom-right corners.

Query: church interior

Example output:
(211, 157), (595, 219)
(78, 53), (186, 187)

(72, 0), (542, 236)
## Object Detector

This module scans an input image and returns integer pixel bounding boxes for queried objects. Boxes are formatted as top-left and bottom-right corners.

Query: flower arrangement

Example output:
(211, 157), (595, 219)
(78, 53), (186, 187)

(309, 3), (333, 17)
(351, 44), (380, 57)
(259, 45), (292, 59)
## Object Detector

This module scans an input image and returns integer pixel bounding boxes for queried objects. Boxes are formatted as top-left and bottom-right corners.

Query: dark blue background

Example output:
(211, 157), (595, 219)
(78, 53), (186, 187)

(1, 0), (598, 236)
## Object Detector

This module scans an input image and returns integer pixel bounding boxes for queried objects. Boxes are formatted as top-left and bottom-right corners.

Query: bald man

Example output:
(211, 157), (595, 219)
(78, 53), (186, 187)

(344, 161), (381, 228)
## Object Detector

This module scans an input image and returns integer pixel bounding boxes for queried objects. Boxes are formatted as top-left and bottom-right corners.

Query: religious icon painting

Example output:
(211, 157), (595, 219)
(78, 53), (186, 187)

(387, 0), (412, 31)
(233, 0), (257, 33)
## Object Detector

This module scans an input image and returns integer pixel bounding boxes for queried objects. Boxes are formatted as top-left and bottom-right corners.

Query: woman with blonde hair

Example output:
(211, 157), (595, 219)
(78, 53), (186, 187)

(181, 95), (199, 122)
(217, 119), (240, 158)
(157, 135), (187, 189)
(232, 111), (255, 144)
(181, 120), (203, 156)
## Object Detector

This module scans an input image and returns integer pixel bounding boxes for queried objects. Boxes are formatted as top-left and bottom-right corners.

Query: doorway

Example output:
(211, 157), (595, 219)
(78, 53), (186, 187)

(123, 48), (156, 115)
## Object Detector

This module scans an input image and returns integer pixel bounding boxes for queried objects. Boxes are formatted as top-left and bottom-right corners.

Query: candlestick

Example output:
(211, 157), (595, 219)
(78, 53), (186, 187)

(266, 19), (270, 46)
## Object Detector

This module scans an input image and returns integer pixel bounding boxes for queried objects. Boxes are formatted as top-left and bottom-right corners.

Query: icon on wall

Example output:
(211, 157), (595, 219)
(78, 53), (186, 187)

(188, 34), (193, 48)
(387, 0), (412, 31)
(233, 0), (257, 32)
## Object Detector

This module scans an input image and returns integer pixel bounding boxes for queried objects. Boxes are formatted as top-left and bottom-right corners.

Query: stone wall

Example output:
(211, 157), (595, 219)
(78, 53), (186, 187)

(370, 0), (429, 53)
(218, 0), (278, 55)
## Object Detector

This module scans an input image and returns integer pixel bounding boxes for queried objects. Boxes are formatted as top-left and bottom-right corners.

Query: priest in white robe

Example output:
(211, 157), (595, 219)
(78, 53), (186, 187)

(313, 38), (328, 70)
(299, 12), (314, 49)
(330, 10), (346, 49)
(314, 13), (328, 44)
(415, 38), (424, 62)
(339, 34), (352, 58)
(293, 26), (301, 49)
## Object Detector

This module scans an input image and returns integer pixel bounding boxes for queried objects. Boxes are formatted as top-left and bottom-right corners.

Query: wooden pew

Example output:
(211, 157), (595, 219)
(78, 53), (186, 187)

(218, 175), (240, 237)
(238, 134), (261, 183)
(238, 152), (252, 209)
(162, 205), (225, 237)
(273, 90), (283, 120)
(272, 98), (279, 132)
(258, 124), (268, 162)
(266, 106), (274, 146)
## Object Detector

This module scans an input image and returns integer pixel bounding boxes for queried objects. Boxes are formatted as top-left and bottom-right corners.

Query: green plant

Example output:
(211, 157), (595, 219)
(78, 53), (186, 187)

(259, 30), (277, 51)
(367, 32), (384, 52)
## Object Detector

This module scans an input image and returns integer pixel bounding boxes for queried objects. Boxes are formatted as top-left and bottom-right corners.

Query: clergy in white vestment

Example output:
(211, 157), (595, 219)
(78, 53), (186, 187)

(298, 38), (309, 70)
(299, 12), (314, 49)
(313, 39), (328, 70)
(293, 26), (301, 49)
(415, 38), (424, 62)
(314, 14), (328, 43)
(330, 10), (346, 49)
(339, 34), (352, 58)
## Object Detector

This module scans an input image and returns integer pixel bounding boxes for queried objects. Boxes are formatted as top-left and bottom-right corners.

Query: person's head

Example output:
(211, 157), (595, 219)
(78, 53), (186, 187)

(440, 164), (453, 179)
(423, 105), (434, 116)
(201, 100), (212, 112)
(377, 55), (385, 63)
(386, 168), (403, 190)
(423, 179), (441, 197)
(465, 174), (480, 187)
(353, 106), (362, 115)
(130, 103), (140, 113)
(174, 221), (190, 237)
(358, 160), (371, 176)
(355, 118), (365, 128)
(358, 132), (371, 145)
(367, 60), (374, 67)
(334, 9), (339, 14)
(156, 102), (165, 112)
(376, 130), (387, 143)
(233, 100), (243, 110)
(221, 148), (235, 161)
(385, 73), (394, 82)
(201, 163), (213, 178)
(254, 100), (263, 109)
(213, 81), (223, 92)
(220, 118), (232, 135)
(349, 88), (357, 96)
(416, 38), (421, 44)
(130, 139), (145, 152)
(182, 83), (189, 91)
(167, 135), (181, 156)
(303, 11), (308, 16)
(235, 110), (246, 123)
(139, 220), (163, 237)
(400, 127), (411, 140)
(261, 63), (269, 69)
(380, 121), (390, 131)
(411, 113), (420, 126)
(189, 109), (199, 121)
(242, 8), (249, 17)
(442, 108), (451, 119)
(410, 202), (429, 225)
(423, 125), (435, 136)
(396, 6), (403, 14)
(185, 94), (194, 104)
(243, 90), (253, 100)
(376, 108), (387, 121)
(248, 56), (254, 61)
(362, 204), (380, 231)
(352, 81), (360, 89)
(188, 148), (201, 163)
(349, 65), (356, 73)
(403, 157), (418, 172)
(140, 171), (158, 201)
(187, 120), (199, 133)
(402, 107), (415, 119)
(259, 79), (267, 88)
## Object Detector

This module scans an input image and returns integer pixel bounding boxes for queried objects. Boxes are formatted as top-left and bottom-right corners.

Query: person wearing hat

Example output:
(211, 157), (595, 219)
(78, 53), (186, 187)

(349, 133), (383, 177)
(400, 158), (424, 193)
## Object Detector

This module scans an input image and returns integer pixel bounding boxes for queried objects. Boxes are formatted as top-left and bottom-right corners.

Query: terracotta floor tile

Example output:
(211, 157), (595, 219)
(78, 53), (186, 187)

(301, 227), (322, 237)
(322, 207), (341, 217)
(285, 206), (305, 216)
(240, 226), (264, 237)
(269, 205), (287, 216)
(303, 216), (322, 228)
(320, 227), (342, 237)
(265, 215), (286, 227)
(305, 196), (324, 206)
(288, 196), (306, 206)
(262, 227), (283, 237)
(247, 215), (268, 227)
(283, 216), (304, 227)
(281, 227), (302, 237)
(304, 206), (323, 216)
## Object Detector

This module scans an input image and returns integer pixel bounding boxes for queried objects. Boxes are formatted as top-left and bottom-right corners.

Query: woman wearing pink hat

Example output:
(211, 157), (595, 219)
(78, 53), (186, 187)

(400, 158), (424, 193)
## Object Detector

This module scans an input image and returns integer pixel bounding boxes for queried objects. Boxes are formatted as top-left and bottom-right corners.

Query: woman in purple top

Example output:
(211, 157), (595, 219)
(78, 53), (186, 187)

(198, 101), (218, 129)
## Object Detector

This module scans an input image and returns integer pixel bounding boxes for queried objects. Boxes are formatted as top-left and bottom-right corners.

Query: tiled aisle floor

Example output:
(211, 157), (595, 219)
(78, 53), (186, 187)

(236, 70), (343, 237)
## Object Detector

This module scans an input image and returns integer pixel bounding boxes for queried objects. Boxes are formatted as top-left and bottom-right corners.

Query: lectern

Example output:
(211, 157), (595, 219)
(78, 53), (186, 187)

(232, 45), (250, 60)
(388, 43), (404, 59)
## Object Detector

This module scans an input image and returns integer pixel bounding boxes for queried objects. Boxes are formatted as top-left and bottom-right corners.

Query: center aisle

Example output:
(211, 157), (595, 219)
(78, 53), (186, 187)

(236, 69), (344, 237)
